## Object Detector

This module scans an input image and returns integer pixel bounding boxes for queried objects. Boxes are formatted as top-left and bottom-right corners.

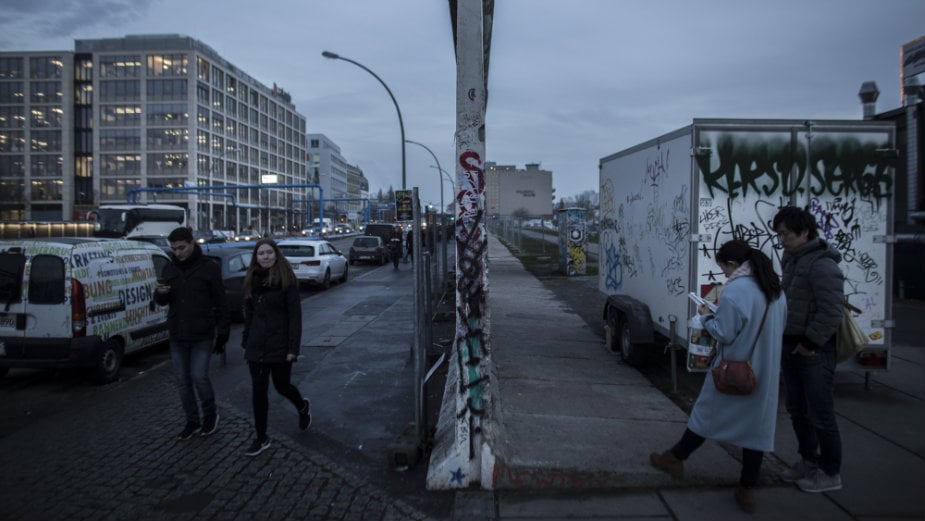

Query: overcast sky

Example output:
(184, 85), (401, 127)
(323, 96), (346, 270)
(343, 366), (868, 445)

(1, 0), (922, 208)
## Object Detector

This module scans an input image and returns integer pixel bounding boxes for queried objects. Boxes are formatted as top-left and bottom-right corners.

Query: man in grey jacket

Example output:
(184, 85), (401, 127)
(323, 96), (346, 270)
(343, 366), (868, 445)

(773, 206), (845, 493)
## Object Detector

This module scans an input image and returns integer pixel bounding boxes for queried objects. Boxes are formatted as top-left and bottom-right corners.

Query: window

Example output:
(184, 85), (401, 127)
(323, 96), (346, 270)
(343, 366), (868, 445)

(146, 103), (188, 126)
(0, 130), (26, 152)
(211, 68), (224, 89)
(147, 54), (188, 77)
(31, 130), (61, 152)
(98, 55), (141, 77)
(212, 88), (223, 111)
(30, 178), (63, 200)
(28, 255), (65, 304)
(147, 152), (188, 175)
(146, 128), (188, 149)
(0, 155), (25, 177)
(29, 56), (64, 79)
(146, 79), (188, 100)
(197, 106), (209, 129)
(99, 80), (140, 101)
(100, 178), (141, 200)
(31, 155), (63, 177)
(99, 105), (141, 127)
(29, 81), (63, 103)
(75, 83), (92, 105)
(30, 106), (64, 128)
(0, 106), (25, 128)
(0, 57), (24, 79)
(99, 129), (140, 151)
(197, 57), (210, 82)
(75, 57), (93, 81)
(197, 131), (209, 151)
(100, 154), (141, 176)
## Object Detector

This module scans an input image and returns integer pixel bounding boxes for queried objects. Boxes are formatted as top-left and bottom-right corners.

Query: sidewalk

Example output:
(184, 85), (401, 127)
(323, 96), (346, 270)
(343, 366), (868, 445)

(455, 233), (925, 520)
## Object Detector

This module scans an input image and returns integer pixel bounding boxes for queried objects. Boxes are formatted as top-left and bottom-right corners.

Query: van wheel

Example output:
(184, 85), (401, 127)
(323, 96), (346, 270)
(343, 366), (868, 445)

(618, 317), (645, 367)
(92, 339), (123, 384)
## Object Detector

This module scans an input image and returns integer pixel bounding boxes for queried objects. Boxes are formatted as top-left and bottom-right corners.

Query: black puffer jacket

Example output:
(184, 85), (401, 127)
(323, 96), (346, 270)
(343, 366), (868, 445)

(155, 245), (230, 342)
(242, 269), (302, 363)
(780, 238), (845, 350)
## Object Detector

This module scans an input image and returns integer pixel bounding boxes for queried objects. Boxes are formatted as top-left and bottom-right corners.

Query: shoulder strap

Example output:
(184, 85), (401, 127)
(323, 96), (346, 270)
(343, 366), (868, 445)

(746, 303), (770, 361)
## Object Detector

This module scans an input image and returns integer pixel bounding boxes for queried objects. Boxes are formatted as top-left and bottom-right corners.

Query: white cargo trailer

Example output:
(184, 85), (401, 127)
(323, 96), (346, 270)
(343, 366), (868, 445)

(599, 119), (896, 373)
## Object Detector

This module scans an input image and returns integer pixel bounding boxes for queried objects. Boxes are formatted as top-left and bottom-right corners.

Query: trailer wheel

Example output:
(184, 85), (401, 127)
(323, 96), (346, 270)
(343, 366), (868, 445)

(92, 339), (124, 385)
(618, 318), (646, 367)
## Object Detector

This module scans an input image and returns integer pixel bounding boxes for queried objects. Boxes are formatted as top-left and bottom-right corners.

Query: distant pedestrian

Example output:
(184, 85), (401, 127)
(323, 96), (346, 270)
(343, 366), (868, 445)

(155, 226), (230, 441)
(389, 227), (403, 269)
(241, 238), (312, 457)
(650, 240), (786, 514)
(773, 206), (845, 493)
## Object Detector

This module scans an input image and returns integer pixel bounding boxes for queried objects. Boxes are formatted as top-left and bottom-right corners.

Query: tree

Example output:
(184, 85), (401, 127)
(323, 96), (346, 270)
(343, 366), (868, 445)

(511, 207), (531, 226)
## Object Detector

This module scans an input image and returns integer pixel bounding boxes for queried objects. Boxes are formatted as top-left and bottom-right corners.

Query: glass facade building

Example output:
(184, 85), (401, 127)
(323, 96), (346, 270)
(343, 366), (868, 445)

(1, 34), (308, 233)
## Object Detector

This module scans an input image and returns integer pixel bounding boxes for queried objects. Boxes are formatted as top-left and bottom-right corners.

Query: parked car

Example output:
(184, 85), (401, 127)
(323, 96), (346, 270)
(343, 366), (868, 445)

(234, 229), (261, 242)
(127, 235), (172, 254)
(348, 236), (388, 265)
(194, 229), (231, 245)
(277, 239), (348, 290)
(202, 248), (252, 322)
(301, 226), (324, 237)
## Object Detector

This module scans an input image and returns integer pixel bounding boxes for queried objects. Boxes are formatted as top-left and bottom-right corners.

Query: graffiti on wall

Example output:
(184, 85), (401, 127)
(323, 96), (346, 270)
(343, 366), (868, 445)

(697, 133), (893, 207)
(454, 149), (488, 462)
(599, 128), (892, 350)
(557, 208), (587, 275)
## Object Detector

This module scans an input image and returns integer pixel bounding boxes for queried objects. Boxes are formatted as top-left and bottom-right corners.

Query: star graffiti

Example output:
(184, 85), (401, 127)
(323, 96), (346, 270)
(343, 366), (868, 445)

(450, 467), (466, 484)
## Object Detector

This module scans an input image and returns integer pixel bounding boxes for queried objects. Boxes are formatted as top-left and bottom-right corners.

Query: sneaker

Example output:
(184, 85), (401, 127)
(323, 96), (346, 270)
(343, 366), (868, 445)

(176, 422), (201, 440)
(780, 458), (818, 483)
(796, 468), (842, 493)
(299, 399), (312, 432)
(245, 437), (271, 457)
(649, 450), (683, 479)
(200, 412), (220, 436)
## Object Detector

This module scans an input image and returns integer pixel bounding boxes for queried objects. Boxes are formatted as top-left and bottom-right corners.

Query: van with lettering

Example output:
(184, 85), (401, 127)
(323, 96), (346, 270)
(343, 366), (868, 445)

(598, 118), (896, 374)
(0, 238), (171, 383)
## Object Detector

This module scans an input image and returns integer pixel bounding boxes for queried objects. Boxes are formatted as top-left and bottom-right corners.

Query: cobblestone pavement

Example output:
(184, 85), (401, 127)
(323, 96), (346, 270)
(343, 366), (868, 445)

(0, 366), (433, 521)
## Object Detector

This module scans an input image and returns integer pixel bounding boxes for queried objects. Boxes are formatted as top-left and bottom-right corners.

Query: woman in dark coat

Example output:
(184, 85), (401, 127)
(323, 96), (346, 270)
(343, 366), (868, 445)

(241, 238), (311, 456)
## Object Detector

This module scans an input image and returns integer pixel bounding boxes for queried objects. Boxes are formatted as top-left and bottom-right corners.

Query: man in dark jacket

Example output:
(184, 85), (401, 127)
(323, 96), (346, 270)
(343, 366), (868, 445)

(155, 226), (230, 440)
(773, 206), (845, 493)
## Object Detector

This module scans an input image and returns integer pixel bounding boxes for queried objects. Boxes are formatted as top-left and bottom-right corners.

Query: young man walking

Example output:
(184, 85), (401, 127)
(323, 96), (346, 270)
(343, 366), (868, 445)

(155, 226), (230, 440)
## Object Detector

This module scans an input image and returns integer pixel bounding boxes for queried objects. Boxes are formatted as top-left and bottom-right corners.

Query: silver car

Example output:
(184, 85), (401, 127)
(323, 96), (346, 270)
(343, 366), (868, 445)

(277, 239), (348, 290)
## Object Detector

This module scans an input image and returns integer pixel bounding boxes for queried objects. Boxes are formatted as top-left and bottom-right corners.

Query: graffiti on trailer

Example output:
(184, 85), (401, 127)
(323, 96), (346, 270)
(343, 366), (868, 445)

(697, 133), (893, 207)
(455, 149), (488, 459)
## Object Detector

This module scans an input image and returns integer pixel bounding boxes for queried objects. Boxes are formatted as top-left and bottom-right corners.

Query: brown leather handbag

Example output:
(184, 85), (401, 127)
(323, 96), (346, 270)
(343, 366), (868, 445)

(711, 304), (768, 395)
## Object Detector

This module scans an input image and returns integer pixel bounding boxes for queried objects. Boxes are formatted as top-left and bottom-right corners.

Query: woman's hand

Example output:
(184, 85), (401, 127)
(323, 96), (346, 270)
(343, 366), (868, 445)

(698, 303), (711, 315)
(286, 353), (298, 362)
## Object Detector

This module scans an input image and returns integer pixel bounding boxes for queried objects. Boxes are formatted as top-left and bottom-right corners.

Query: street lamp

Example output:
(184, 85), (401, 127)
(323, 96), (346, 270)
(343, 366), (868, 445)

(322, 50), (406, 190)
(405, 138), (449, 288)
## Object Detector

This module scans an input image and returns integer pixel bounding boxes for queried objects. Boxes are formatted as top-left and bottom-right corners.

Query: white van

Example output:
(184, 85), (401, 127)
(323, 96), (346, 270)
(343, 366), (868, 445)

(0, 238), (171, 383)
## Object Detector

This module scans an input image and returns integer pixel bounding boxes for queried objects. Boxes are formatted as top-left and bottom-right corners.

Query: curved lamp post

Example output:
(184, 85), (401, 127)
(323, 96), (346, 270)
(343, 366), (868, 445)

(405, 138), (449, 288)
(322, 51), (406, 190)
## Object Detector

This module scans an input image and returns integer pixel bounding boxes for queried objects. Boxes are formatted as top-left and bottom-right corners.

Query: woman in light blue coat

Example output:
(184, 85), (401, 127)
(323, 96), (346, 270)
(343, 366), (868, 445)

(650, 240), (787, 514)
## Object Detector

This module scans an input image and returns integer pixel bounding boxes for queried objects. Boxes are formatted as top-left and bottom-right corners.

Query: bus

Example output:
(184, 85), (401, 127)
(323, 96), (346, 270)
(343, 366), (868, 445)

(90, 204), (188, 238)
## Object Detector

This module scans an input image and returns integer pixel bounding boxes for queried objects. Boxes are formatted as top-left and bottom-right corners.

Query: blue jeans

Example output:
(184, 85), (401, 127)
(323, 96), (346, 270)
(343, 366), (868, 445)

(781, 339), (842, 475)
(169, 339), (216, 425)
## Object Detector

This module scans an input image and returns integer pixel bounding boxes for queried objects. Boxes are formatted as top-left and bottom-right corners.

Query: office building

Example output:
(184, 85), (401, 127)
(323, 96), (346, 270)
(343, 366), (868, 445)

(485, 161), (553, 220)
(0, 34), (308, 233)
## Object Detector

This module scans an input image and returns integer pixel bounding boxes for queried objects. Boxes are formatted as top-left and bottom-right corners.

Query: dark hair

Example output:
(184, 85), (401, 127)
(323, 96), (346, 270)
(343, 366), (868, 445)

(716, 239), (782, 303)
(243, 238), (297, 297)
(772, 206), (818, 240)
(168, 226), (194, 243)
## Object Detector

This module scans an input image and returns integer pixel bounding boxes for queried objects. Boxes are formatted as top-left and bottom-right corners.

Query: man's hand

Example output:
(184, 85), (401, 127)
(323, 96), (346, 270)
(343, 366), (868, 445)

(213, 332), (229, 354)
